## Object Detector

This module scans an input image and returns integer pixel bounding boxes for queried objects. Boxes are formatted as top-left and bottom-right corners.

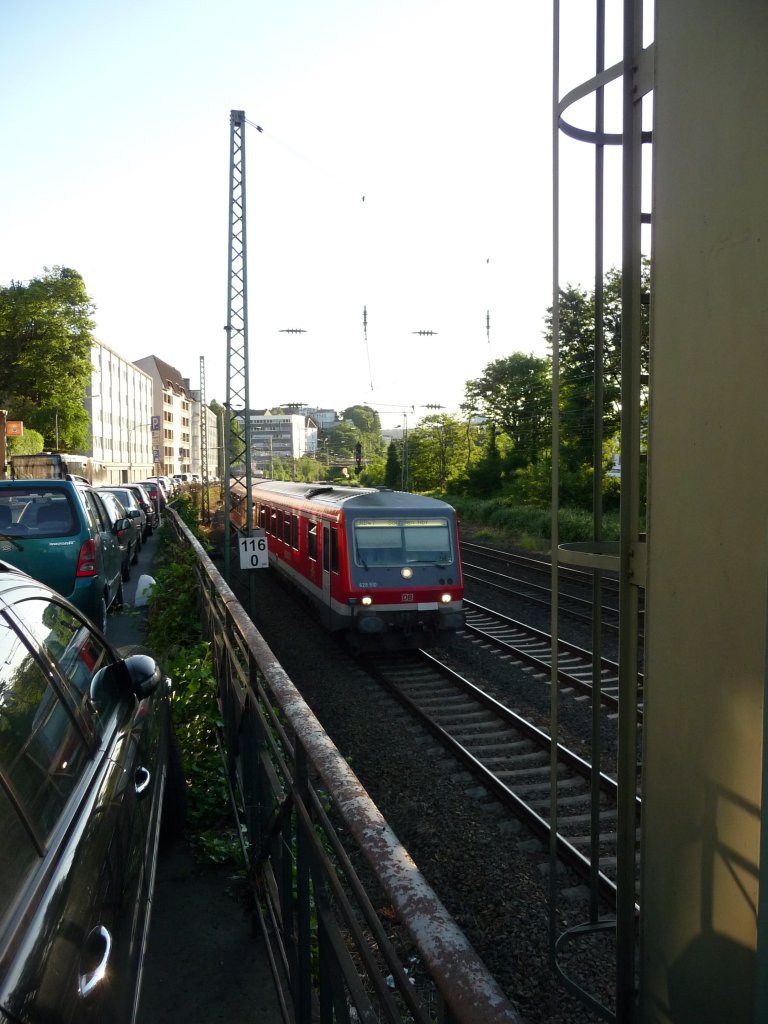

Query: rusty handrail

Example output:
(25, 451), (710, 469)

(167, 510), (521, 1024)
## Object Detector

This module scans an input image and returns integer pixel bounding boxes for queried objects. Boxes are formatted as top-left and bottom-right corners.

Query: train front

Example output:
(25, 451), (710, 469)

(344, 499), (464, 647)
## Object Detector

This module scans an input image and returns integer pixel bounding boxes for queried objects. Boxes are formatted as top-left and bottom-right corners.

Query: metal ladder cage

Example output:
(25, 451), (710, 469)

(551, 1), (653, 1021)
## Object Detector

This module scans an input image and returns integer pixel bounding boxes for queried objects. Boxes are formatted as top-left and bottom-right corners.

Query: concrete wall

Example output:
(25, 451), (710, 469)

(641, 2), (768, 1021)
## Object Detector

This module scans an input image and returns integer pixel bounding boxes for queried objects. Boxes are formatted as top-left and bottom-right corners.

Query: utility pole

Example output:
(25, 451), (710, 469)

(224, 109), (254, 598)
(199, 355), (210, 525)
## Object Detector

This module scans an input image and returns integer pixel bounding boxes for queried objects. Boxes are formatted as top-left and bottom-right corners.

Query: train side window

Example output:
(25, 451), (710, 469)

(277, 510), (284, 542)
(292, 514), (299, 550)
(258, 505), (267, 530)
(308, 522), (317, 561)
(283, 512), (291, 545)
(271, 508), (279, 537)
(322, 526), (330, 572)
(331, 527), (339, 573)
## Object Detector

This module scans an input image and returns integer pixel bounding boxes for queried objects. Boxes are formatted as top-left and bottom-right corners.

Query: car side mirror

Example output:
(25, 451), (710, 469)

(122, 653), (164, 699)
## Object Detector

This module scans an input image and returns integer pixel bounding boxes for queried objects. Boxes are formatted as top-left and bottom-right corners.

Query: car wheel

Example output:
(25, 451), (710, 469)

(162, 726), (188, 840)
(121, 559), (131, 582)
(113, 579), (124, 610)
(132, 539), (140, 564)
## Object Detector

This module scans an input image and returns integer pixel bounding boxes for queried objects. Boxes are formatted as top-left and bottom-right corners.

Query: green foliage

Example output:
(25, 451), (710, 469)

(463, 352), (551, 467)
(147, 521), (236, 862)
(0, 267), (94, 450)
(340, 404), (381, 434)
(450, 493), (623, 551)
(383, 440), (401, 489)
(7, 428), (44, 457)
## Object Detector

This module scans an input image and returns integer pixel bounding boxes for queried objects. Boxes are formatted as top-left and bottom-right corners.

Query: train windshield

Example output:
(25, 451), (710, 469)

(352, 518), (453, 567)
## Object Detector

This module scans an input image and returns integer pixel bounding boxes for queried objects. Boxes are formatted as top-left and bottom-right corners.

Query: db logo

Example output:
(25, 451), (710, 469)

(401, 593), (414, 602)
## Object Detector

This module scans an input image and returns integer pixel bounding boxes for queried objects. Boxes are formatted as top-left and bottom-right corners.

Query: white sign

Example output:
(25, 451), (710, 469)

(238, 529), (268, 569)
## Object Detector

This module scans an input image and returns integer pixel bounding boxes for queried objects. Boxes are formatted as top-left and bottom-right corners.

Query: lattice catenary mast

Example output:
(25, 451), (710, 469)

(199, 355), (210, 525)
(223, 109), (254, 582)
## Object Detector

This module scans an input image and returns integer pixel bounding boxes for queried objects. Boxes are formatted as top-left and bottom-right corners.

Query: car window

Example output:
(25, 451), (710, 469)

(83, 489), (108, 532)
(0, 616), (91, 843)
(0, 487), (75, 538)
(0, 785), (40, 924)
(12, 599), (119, 727)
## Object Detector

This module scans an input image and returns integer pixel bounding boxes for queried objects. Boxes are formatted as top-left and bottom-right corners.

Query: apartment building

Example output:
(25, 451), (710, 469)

(85, 340), (154, 483)
(134, 355), (192, 478)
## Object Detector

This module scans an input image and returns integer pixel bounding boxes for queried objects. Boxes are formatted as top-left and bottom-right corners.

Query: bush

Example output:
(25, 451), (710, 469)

(147, 514), (240, 863)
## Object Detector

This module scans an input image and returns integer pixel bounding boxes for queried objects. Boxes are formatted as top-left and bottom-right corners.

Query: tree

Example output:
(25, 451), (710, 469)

(341, 405), (381, 434)
(407, 414), (467, 492)
(0, 267), (95, 450)
(545, 263), (650, 471)
(462, 353), (551, 468)
(7, 429), (44, 458)
(384, 441), (401, 489)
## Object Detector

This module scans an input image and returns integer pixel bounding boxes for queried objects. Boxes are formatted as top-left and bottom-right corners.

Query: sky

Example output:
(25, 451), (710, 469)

(1, 0), (632, 429)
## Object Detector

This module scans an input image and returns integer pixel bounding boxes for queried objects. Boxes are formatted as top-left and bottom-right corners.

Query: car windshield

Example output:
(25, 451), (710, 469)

(0, 487), (75, 538)
(352, 518), (453, 567)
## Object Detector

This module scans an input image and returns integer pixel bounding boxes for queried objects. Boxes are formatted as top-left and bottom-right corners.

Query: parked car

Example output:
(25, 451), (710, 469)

(0, 560), (185, 1023)
(127, 483), (159, 536)
(99, 486), (147, 546)
(137, 480), (167, 512)
(0, 478), (126, 631)
(97, 490), (140, 582)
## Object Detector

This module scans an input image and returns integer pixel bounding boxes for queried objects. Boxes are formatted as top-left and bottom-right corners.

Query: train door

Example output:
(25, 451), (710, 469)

(321, 528), (339, 630)
(322, 524), (331, 611)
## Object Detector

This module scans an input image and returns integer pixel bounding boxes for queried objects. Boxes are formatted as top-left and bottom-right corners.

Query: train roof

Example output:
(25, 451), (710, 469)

(249, 479), (457, 514)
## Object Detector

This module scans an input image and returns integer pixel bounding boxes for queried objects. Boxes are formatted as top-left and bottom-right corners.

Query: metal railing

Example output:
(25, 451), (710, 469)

(167, 510), (521, 1024)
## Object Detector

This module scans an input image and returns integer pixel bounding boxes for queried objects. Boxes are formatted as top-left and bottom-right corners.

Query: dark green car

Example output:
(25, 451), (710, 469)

(0, 479), (127, 631)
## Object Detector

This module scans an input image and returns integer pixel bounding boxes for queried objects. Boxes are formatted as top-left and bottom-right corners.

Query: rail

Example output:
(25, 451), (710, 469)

(166, 510), (521, 1024)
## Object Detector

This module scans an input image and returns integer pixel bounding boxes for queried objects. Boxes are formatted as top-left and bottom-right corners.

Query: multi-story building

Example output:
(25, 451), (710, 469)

(239, 410), (318, 474)
(134, 356), (192, 477)
(85, 340), (154, 483)
(189, 389), (220, 480)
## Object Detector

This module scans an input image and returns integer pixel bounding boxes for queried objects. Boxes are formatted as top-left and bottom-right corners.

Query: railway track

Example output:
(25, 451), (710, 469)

(461, 540), (644, 637)
(461, 598), (644, 715)
(360, 647), (641, 910)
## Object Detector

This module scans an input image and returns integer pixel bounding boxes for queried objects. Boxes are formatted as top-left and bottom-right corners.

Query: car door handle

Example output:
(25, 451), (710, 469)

(135, 766), (151, 797)
(78, 925), (112, 997)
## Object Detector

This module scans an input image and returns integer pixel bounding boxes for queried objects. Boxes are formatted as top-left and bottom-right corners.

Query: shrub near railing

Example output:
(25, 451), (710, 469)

(147, 500), (239, 862)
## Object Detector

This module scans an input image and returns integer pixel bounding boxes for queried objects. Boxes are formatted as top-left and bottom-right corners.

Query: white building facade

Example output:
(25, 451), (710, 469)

(86, 340), (154, 483)
(243, 411), (318, 473)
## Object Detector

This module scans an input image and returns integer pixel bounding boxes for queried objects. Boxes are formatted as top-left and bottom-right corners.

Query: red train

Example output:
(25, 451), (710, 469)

(232, 480), (464, 649)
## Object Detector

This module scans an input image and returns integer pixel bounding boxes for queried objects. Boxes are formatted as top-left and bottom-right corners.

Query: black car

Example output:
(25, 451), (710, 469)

(96, 489), (140, 582)
(127, 483), (159, 536)
(98, 486), (147, 548)
(0, 561), (185, 1023)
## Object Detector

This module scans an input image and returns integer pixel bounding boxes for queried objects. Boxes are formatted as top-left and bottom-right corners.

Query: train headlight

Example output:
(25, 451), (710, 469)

(401, 567), (413, 579)
(361, 595), (373, 606)
(440, 593), (452, 604)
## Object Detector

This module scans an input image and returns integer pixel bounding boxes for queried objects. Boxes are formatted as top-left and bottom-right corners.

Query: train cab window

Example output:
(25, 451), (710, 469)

(291, 515), (299, 550)
(308, 522), (317, 561)
(277, 510), (284, 542)
(352, 518), (453, 567)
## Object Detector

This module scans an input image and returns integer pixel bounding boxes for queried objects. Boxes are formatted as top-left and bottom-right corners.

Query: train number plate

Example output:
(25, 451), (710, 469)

(401, 593), (414, 602)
